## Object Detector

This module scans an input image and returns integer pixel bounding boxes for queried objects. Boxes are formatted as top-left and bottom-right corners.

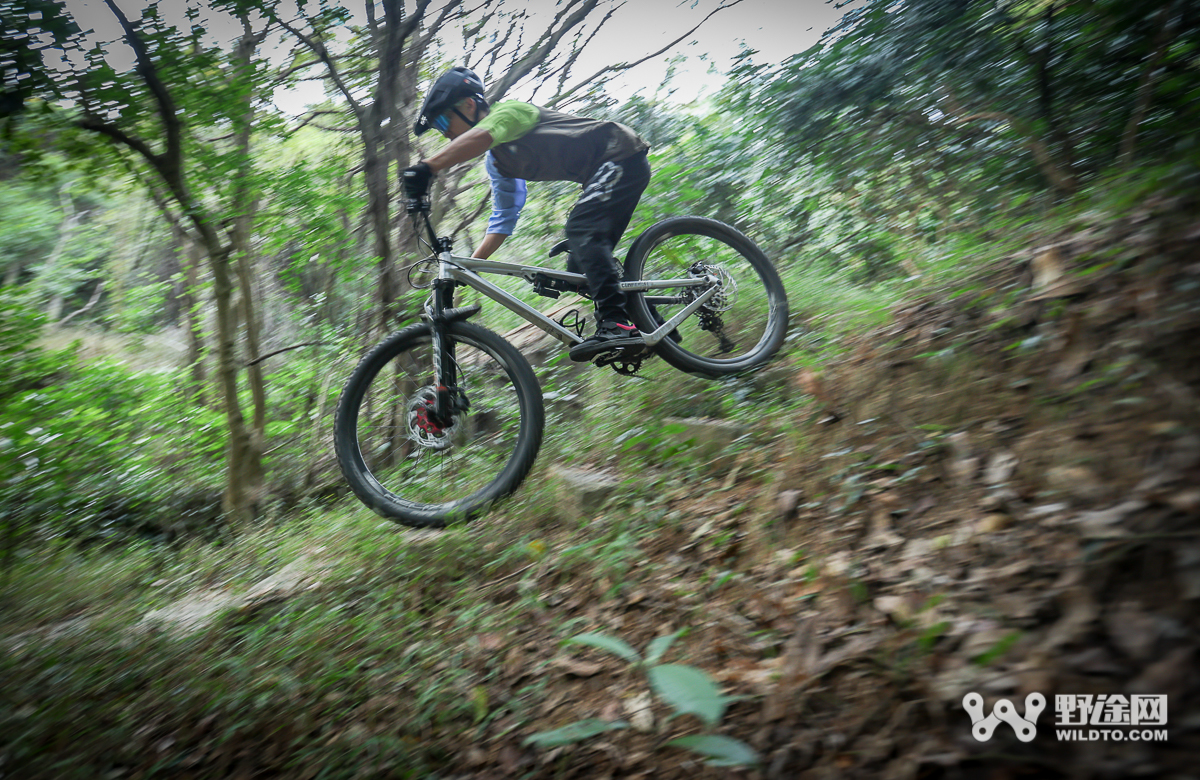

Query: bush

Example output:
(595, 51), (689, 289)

(2, 292), (224, 551)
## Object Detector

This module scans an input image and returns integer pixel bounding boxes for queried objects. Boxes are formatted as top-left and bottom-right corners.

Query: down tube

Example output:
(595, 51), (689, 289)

(447, 267), (583, 346)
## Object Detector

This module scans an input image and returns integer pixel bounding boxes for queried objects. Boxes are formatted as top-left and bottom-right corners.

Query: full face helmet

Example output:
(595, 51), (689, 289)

(414, 66), (487, 136)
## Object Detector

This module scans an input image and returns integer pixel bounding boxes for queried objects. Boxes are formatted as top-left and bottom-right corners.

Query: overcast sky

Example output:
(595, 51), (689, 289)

(58, 0), (847, 111)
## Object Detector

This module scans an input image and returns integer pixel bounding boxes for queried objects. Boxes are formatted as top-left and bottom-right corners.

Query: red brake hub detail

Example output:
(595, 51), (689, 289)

(415, 400), (445, 436)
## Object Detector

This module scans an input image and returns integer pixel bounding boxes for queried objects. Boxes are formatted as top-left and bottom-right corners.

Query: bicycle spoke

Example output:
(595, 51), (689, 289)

(349, 330), (528, 511)
(625, 218), (788, 377)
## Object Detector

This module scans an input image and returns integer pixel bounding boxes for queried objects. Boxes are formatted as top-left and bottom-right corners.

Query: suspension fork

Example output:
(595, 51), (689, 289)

(428, 276), (459, 427)
(414, 209), (475, 427)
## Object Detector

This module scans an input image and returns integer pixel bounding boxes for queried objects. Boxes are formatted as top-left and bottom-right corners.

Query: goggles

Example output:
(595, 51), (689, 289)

(431, 114), (450, 134)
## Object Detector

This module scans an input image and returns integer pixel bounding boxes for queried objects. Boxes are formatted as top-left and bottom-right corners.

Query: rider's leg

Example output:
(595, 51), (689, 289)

(565, 152), (650, 361)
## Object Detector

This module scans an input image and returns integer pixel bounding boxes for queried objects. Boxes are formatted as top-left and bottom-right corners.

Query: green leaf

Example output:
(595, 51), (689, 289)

(970, 630), (1022, 666)
(523, 719), (629, 748)
(666, 734), (759, 767)
(644, 628), (687, 666)
(648, 664), (725, 727)
(566, 632), (641, 664)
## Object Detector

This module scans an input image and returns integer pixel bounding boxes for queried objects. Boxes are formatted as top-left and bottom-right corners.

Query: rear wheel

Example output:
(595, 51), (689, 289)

(334, 320), (543, 527)
(624, 217), (788, 378)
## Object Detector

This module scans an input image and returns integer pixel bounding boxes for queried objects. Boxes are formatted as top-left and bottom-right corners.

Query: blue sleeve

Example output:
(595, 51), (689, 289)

(485, 152), (526, 235)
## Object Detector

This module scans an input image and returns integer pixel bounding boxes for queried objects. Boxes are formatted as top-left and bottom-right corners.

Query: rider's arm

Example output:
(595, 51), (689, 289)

(426, 102), (539, 173)
(423, 126), (494, 173)
(473, 233), (508, 259)
(474, 153), (527, 259)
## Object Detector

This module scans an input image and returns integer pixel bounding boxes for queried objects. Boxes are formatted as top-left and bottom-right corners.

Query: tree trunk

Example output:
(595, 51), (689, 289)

(180, 238), (208, 407)
(232, 18), (268, 443)
(208, 242), (263, 524)
(43, 183), (82, 325)
(82, 0), (267, 526)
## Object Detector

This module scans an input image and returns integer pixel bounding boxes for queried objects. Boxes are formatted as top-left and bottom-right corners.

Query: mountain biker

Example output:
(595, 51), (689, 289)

(402, 66), (651, 362)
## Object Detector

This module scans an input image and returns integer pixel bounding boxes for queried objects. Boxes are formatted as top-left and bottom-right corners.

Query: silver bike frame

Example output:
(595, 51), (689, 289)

(435, 252), (719, 347)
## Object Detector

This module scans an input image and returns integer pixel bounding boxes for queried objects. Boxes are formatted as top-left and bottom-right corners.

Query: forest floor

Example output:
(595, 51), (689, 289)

(2, 194), (1199, 779)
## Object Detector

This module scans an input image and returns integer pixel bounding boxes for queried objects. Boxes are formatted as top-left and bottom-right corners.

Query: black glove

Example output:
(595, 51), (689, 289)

(402, 161), (434, 198)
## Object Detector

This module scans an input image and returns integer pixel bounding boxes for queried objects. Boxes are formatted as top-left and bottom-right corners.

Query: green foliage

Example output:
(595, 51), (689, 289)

(741, 0), (1198, 195)
(0, 348), (223, 548)
(665, 734), (760, 767)
(524, 718), (630, 748)
(0, 290), (60, 401)
(0, 180), (58, 283)
(526, 629), (757, 768)
(566, 631), (642, 664)
(647, 663), (728, 728)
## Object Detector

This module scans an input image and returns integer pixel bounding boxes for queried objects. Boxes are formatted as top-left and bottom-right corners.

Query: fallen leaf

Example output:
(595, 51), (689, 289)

(1048, 311), (1094, 386)
(623, 691), (654, 732)
(1029, 245), (1085, 299)
(1046, 465), (1106, 502)
(777, 489), (803, 522)
(984, 450), (1019, 485)
(1075, 499), (1147, 538)
(1167, 489), (1200, 514)
(976, 513), (1013, 533)
(1040, 586), (1099, 651)
(947, 432), (979, 486)
(552, 656), (604, 678)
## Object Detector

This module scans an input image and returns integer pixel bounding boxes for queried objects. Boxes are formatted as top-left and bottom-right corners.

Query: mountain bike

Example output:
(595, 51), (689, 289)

(334, 197), (789, 528)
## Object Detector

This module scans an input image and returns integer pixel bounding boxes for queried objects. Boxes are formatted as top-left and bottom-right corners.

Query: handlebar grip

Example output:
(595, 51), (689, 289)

(406, 196), (431, 214)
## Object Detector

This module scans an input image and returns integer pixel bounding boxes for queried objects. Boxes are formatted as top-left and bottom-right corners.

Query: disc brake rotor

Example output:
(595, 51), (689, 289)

(406, 387), (459, 451)
(689, 262), (738, 313)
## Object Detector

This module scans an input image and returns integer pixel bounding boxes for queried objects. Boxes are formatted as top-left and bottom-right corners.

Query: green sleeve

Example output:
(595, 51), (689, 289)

(476, 102), (540, 147)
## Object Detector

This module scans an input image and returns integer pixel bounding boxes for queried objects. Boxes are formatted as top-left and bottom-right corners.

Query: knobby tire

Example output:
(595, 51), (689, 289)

(334, 320), (544, 528)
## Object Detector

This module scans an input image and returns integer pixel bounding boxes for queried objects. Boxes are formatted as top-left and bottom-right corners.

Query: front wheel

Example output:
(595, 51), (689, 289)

(623, 217), (789, 378)
(334, 320), (544, 528)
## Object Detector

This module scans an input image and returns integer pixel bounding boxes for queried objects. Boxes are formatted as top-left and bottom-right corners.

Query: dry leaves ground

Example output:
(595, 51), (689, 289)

(446, 196), (1200, 779)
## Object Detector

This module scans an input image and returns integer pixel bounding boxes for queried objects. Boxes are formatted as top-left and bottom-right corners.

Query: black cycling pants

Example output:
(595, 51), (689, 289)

(564, 151), (651, 325)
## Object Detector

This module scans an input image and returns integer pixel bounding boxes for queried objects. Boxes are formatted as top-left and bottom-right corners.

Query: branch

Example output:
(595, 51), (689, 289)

(449, 189), (491, 242)
(246, 342), (324, 367)
(547, 0), (748, 107)
(535, 12), (613, 103)
(487, 0), (602, 102)
(99, 0), (183, 186)
(116, 154), (198, 247)
(57, 281), (105, 327)
(272, 14), (365, 119)
(282, 109), (356, 138)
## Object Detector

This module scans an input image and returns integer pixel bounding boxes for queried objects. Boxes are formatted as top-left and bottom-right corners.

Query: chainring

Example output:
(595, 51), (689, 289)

(594, 346), (650, 376)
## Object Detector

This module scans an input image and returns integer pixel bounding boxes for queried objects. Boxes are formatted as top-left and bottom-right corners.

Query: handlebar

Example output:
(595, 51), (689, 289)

(406, 198), (453, 254)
